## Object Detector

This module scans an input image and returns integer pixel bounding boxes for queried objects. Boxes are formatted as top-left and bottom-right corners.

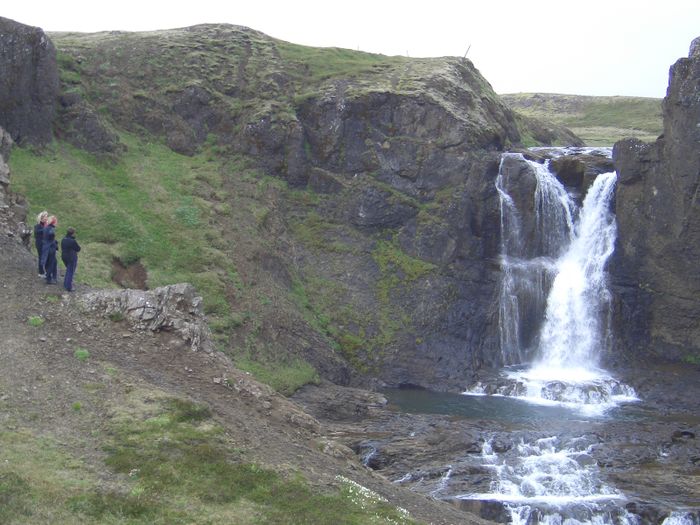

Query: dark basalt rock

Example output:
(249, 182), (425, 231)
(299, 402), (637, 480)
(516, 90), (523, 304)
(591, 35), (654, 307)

(308, 167), (344, 194)
(348, 185), (418, 230)
(0, 17), (58, 146)
(56, 95), (124, 155)
(612, 36), (700, 363)
(550, 156), (586, 187)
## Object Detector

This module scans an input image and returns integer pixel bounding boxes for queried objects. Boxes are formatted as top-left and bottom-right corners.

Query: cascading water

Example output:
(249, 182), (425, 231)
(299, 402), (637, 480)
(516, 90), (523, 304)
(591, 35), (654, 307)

(535, 170), (616, 370)
(461, 148), (640, 524)
(457, 436), (636, 525)
(495, 154), (576, 366)
(488, 149), (636, 412)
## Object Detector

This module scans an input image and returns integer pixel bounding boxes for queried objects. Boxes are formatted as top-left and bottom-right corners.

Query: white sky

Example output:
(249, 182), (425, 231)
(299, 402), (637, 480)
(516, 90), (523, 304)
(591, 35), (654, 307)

(3, 0), (699, 97)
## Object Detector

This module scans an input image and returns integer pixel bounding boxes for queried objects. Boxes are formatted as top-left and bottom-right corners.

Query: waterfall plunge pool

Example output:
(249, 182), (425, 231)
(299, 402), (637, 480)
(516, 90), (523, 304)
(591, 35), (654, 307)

(382, 381), (644, 424)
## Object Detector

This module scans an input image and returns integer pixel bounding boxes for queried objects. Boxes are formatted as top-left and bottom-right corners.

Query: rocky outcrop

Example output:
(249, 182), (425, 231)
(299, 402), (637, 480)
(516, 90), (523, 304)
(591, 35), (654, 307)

(78, 283), (214, 353)
(56, 92), (123, 155)
(515, 113), (585, 147)
(0, 128), (12, 203)
(295, 63), (521, 187)
(612, 37), (700, 362)
(0, 17), (58, 146)
(0, 127), (29, 242)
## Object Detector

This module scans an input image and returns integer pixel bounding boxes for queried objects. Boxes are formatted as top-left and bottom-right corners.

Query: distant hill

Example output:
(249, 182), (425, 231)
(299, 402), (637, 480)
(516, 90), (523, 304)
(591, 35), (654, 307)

(500, 93), (663, 146)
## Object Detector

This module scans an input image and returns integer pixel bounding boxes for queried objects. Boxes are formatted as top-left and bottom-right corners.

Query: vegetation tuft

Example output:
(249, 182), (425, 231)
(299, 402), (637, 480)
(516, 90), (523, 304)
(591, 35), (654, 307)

(0, 471), (33, 523)
(236, 356), (320, 396)
(27, 315), (45, 328)
(108, 311), (125, 323)
(74, 348), (90, 362)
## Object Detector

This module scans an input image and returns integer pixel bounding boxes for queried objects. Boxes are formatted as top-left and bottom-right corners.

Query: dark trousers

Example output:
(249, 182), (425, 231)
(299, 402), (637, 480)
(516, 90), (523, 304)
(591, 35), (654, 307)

(63, 258), (77, 291)
(45, 252), (58, 283)
(39, 247), (49, 275)
(36, 244), (45, 274)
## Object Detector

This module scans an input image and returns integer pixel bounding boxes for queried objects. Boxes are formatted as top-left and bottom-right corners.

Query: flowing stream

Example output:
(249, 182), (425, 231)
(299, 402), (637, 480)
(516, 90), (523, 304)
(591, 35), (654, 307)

(464, 149), (639, 523)
(374, 149), (696, 524)
(457, 436), (632, 525)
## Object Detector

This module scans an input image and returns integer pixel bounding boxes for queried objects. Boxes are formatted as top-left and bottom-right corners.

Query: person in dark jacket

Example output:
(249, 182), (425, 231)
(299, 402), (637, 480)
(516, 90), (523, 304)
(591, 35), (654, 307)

(60, 227), (81, 292)
(42, 216), (59, 284)
(34, 211), (48, 276)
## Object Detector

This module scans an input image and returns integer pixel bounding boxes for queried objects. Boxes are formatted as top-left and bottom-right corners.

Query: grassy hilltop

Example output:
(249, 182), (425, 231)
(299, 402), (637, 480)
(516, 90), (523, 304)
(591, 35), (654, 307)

(501, 92), (663, 145)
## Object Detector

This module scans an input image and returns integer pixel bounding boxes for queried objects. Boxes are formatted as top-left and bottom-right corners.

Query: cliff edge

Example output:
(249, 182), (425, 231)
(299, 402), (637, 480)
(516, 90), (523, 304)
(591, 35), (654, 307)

(612, 37), (700, 363)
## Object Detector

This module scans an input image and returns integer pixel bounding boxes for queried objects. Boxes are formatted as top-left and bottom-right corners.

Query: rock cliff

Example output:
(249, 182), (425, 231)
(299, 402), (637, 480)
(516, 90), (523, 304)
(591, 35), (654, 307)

(2, 20), (585, 390)
(0, 17), (58, 146)
(612, 37), (700, 363)
(0, 126), (29, 241)
(44, 25), (537, 389)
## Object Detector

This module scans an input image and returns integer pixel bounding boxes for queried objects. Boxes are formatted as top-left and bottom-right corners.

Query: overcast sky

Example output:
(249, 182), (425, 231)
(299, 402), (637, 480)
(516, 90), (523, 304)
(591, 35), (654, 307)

(3, 1), (699, 97)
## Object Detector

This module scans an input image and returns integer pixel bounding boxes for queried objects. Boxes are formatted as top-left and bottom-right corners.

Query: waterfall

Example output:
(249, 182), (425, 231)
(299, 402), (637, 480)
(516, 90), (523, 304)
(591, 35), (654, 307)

(496, 155), (526, 364)
(490, 149), (636, 411)
(534, 172), (616, 372)
(496, 155), (573, 364)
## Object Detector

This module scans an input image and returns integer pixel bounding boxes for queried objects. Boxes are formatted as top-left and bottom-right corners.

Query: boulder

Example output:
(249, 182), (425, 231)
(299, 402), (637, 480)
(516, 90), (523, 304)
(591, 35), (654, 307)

(78, 283), (214, 353)
(292, 382), (387, 422)
(0, 17), (58, 145)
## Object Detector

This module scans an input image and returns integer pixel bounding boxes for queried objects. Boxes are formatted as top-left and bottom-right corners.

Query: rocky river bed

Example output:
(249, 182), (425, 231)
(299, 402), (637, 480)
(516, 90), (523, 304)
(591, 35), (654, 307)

(292, 360), (700, 525)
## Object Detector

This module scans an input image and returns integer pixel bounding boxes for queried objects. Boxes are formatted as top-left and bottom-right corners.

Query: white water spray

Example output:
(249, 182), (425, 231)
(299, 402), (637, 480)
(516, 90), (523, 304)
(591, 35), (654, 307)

(458, 436), (634, 525)
(535, 171), (616, 371)
(490, 150), (636, 411)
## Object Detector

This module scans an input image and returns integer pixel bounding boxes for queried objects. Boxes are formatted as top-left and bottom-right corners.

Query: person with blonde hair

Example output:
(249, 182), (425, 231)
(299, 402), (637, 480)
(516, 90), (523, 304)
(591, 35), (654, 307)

(42, 215), (59, 284)
(33, 211), (48, 276)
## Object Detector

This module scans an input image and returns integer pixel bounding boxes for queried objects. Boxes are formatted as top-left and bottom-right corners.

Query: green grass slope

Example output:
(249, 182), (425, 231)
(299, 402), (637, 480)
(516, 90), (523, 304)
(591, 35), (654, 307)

(10, 135), (326, 395)
(500, 93), (663, 145)
(1, 395), (413, 524)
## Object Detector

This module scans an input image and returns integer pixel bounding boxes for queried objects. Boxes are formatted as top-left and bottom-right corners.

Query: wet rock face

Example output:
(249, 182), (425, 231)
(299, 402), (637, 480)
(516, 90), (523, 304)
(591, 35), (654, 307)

(612, 37), (700, 362)
(0, 17), (58, 146)
(78, 283), (214, 353)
